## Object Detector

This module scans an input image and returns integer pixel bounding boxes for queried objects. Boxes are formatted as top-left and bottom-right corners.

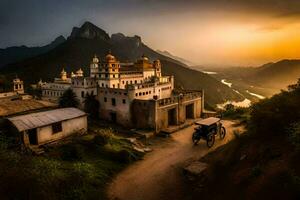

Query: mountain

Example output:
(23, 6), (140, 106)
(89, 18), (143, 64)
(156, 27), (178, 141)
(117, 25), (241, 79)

(69, 21), (110, 41)
(0, 36), (66, 68)
(0, 21), (243, 105)
(251, 59), (300, 89)
(156, 50), (195, 66)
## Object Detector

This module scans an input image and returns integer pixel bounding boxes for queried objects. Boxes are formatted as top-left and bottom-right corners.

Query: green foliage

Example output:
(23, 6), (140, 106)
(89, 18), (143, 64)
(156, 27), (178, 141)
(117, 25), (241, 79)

(93, 128), (114, 146)
(59, 88), (79, 108)
(0, 75), (11, 92)
(61, 144), (85, 161)
(0, 127), (143, 200)
(287, 122), (300, 151)
(220, 104), (250, 122)
(250, 79), (300, 135)
(84, 93), (100, 119)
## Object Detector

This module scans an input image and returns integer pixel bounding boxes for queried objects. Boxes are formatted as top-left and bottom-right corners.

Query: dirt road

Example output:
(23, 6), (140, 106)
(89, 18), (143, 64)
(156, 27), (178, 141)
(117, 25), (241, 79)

(107, 121), (244, 200)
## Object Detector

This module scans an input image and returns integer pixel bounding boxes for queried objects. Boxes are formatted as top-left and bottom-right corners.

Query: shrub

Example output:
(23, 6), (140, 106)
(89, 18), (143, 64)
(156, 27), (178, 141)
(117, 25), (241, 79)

(287, 122), (300, 151)
(111, 149), (133, 163)
(61, 144), (85, 161)
(93, 128), (114, 146)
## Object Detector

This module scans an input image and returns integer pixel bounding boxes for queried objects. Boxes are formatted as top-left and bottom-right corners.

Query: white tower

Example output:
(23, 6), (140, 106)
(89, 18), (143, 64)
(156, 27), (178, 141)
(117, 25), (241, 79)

(90, 55), (99, 78)
(13, 77), (24, 94)
(153, 60), (162, 77)
(98, 52), (120, 88)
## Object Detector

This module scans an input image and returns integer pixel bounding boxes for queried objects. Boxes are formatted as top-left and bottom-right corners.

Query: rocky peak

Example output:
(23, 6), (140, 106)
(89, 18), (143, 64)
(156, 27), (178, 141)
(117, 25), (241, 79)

(110, 33), (142, 48)
(50, 35), (66, 46)
(68, 21), (110, 41)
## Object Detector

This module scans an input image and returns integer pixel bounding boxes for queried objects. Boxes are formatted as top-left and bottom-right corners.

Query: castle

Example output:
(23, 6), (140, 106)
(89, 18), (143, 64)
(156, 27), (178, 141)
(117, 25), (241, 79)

(41, 53), (204, 132)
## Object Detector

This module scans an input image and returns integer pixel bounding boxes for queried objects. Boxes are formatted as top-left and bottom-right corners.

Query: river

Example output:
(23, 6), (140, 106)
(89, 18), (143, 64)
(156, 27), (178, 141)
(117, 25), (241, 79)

(218, 79), (266, 109)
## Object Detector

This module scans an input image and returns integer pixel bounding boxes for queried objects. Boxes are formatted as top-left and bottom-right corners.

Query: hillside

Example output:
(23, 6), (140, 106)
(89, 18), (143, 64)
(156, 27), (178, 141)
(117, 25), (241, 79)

(0, 21), (242, 105)
(0, 36), (66, 68)
(156, 50), (194, 66)
(251, 59), (300, 89)
(184, 80), (300, 200)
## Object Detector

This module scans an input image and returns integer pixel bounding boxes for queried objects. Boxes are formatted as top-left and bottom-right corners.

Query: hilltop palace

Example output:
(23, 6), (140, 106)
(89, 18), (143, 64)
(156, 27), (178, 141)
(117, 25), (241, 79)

(40, 53), (204, 132)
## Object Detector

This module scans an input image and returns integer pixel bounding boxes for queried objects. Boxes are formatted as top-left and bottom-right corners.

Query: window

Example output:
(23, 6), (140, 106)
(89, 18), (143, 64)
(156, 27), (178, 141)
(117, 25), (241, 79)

(122, 81), (125, 84)
(91, 91), (94, 96)
(112, 98), (116, 106)
(52, 122), (62, 134)
(135, 93), (138, 97)
(113, 84), (115, 88)
(81, 91), (84, 98)
(135, 80), (137, 84)
(102, 83), (104, 87)
(122, 99), (126, 104)
(105, 74), (108, 78)
(104, 97), (107, 102)
(113, 74), (115, 78)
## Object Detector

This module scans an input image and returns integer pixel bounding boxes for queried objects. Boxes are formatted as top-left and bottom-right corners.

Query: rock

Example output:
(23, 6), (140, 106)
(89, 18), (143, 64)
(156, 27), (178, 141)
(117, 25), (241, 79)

(183, 161), (208, 176)
(240, 154), (247, 161)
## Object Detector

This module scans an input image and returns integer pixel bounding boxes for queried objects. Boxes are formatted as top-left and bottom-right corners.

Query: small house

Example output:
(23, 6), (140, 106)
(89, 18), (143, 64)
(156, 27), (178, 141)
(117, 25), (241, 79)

(7, 108), (87, 147)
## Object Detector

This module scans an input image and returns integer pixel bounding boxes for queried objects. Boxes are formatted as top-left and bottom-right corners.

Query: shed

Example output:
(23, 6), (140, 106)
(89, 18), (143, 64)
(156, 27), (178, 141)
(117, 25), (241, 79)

(7, 108), (87, 146)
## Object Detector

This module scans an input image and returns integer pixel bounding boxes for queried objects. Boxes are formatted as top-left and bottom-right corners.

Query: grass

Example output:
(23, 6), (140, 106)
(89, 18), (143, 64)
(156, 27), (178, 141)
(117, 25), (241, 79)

(0, 126), (144, 200)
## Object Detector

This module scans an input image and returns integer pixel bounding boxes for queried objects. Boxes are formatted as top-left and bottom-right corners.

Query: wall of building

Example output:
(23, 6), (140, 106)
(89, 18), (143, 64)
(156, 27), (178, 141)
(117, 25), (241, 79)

(71, 78), (98, 108)
(97, 88), (132, 126)
(131, 92), (203, 133)
(35, 116), (87, 145)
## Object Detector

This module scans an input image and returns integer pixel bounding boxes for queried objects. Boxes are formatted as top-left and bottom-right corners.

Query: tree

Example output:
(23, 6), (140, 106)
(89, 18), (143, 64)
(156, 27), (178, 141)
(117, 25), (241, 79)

(59, 89), (79, 108)
(83, 93), (99, 119)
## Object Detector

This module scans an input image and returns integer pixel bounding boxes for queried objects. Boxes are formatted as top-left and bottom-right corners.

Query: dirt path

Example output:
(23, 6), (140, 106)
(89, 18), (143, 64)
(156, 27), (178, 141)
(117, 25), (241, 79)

(107, 120), (244, 200)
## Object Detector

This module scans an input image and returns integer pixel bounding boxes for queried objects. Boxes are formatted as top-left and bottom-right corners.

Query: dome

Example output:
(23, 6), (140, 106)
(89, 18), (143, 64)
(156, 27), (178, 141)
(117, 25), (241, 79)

(92, 55), (99, 63)
(61, 68), (67, 75)
(141, 54), (149, 61)
(77, 68), (83, 73)
(106, 53), (116, 61)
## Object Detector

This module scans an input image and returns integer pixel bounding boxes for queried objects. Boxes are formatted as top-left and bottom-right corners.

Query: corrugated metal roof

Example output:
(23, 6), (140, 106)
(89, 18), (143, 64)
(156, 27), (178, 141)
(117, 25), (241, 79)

(195, 117), (220, 126)
(8, 108), (86, 132)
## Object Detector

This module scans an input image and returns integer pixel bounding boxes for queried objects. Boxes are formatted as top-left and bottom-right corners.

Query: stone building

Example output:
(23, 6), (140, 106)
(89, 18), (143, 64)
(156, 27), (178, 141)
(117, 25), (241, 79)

(90, 53), (203, 132)
(7, 108), (87, 147)
(40, 52), (205, 133)
(40, 69), (72, 101)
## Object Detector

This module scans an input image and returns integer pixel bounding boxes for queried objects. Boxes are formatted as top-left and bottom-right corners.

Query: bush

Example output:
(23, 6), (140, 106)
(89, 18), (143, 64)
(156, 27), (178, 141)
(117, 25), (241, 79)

(250, 80), (300, 136)
(93, 128), (114, 146)
(111, 149), (134, 163)
(288, 122), (300, 151)
(61, 144), (85, 161)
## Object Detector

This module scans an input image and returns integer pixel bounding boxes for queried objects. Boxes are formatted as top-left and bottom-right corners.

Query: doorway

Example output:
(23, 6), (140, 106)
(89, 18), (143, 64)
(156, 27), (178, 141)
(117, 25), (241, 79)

(110, 112), (117, 123)
(168, 108), (177, 126)
(186, 104), (194, 119)
(28, 128), (38, 145)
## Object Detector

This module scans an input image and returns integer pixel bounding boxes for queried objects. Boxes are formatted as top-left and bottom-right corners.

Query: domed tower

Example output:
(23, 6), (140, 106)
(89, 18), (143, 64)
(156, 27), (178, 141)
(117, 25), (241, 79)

(153, 60), (162, 77)
(13, 76), (24, 94)
(135, 54), (152, 69)
(61, 68), (67, 81)
(90, 54), (99, 78)
(76, 68), (84, 77)
(98, 51), (121, 88)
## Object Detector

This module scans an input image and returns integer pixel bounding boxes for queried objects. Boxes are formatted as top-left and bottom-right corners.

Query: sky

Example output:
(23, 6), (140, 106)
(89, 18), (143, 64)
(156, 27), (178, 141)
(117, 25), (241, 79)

(1, 0), (300, 66)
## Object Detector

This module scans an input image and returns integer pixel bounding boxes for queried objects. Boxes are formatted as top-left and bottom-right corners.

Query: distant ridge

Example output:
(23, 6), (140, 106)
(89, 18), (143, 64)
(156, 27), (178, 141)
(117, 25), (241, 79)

(0, 36), (66, 68)
(0, 21), (242, 105)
